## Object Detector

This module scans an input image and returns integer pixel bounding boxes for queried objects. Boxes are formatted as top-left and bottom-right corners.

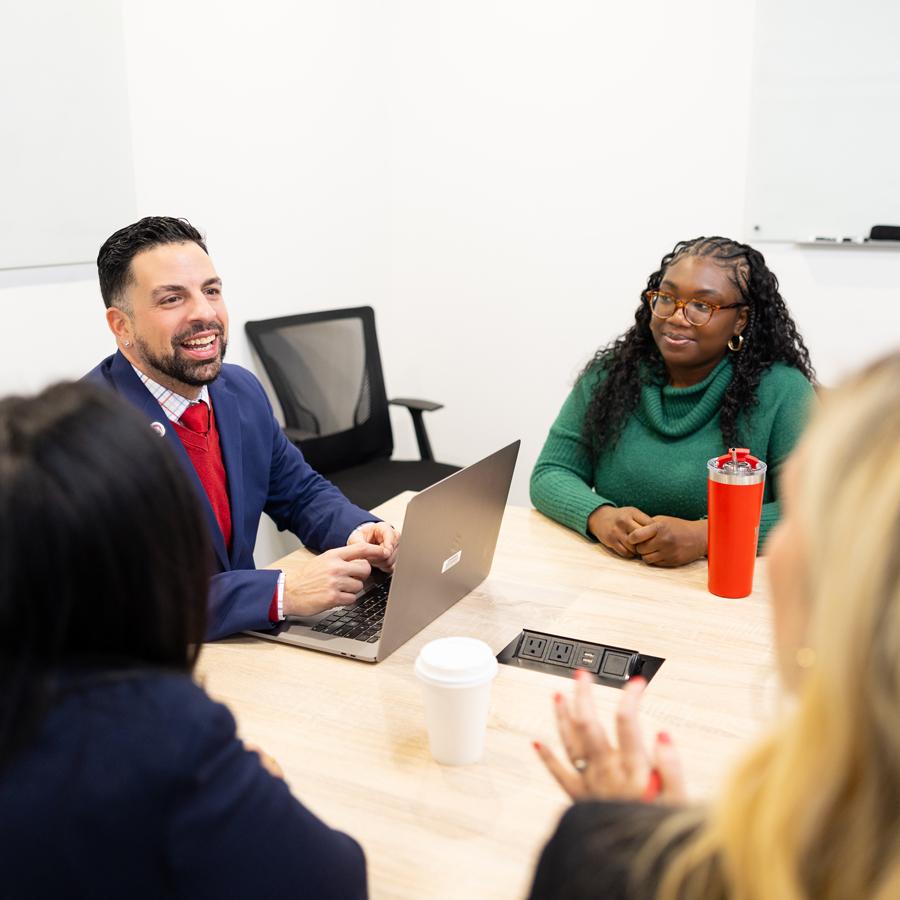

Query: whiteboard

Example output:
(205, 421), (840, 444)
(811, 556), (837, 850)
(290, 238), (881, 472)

(744, 0), (900, 242)
(0, 0), (135, 270)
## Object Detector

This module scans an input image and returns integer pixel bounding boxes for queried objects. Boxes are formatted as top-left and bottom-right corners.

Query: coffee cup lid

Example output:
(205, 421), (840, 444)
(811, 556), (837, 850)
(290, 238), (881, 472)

(415, 637), (498, 687)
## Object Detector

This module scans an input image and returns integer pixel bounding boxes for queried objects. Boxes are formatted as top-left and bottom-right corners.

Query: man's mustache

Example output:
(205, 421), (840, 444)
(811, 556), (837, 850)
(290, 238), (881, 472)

(171, 322), (226, 345)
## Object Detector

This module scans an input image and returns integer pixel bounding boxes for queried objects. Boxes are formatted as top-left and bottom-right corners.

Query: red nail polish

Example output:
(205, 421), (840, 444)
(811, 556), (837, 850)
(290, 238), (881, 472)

(629, 675), (647, 686)
(532, 740), (542, 751)
(657, 731), (671, 745)
(553, 692), (563, 703)
(641, 769), (662, 802)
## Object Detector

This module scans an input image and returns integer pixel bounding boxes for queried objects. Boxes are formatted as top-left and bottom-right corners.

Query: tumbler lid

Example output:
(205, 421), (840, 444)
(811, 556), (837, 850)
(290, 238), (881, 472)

(707, 447), (767, 483)
(717, 447), (759, 474)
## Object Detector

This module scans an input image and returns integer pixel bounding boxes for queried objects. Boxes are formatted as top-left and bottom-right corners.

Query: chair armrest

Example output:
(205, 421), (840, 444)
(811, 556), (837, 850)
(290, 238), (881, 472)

(388, 398), (444, 461)
(389, 397), (444, 413)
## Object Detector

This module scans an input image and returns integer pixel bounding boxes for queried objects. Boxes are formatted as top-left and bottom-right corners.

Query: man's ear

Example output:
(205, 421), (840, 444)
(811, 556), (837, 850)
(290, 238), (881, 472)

(106, 305), (133, 344)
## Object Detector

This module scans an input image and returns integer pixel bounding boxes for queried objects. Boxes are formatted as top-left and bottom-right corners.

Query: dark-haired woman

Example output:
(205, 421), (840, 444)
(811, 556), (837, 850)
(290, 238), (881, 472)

(530, 237), (815, 567)
(0, 383), (366, 899)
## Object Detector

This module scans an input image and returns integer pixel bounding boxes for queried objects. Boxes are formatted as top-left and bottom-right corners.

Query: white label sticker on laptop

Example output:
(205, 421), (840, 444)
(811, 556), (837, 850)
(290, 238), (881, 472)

(441, 550), (462, 574)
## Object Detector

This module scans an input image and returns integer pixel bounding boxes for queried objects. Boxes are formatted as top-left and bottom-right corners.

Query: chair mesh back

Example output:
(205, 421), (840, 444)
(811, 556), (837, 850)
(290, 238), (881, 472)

(246, 307), (392, 475)
(256, 320), (370, 438)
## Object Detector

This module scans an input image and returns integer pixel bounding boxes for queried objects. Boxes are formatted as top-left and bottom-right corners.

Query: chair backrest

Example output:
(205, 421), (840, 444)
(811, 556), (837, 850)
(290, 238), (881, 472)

(245, 307), (392, 474)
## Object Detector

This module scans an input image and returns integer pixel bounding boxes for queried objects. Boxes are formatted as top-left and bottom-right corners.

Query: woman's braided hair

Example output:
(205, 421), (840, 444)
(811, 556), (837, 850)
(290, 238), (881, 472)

(580, 236), (815, 457)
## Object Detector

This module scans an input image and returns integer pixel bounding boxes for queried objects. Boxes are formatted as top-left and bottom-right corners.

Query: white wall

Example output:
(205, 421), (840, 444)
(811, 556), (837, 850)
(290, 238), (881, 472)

(377, 0), (757, 502)
(1, 1), (897, 565)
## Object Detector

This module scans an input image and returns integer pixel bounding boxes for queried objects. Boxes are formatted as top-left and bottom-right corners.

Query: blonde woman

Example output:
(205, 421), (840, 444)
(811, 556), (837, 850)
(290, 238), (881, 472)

(528, 352), (900, 900)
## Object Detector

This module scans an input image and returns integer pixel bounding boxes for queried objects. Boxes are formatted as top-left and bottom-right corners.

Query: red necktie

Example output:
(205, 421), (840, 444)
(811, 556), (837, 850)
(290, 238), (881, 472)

(180, 401), (210, 435)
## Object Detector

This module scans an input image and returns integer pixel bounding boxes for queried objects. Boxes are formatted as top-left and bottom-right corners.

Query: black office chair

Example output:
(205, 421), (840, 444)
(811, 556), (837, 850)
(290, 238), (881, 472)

(245, 306), (460, 511)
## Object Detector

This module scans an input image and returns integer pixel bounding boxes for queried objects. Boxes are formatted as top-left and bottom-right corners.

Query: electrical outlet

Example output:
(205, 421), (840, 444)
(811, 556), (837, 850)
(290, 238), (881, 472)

(546, 639), (574, 666)
(519, 633), (548, 660)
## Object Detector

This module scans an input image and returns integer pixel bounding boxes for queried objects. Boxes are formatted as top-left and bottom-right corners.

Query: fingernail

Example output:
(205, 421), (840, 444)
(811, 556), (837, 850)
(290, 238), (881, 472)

(629, 675), (647, 686)
(575, 668), (590, 681)
(553, 692), (563, 703)
(641, 768), (662, 802)
(657, 731), (671, 745)
(532, 740), (542, 752)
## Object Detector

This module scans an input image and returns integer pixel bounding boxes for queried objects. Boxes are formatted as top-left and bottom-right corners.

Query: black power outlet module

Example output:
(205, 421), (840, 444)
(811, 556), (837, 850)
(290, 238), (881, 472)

(496, 629), (664, 688)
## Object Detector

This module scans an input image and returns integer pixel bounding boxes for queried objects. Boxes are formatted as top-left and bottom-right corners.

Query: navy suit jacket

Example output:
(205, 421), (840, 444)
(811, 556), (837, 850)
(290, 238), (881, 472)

(84, 352), (374, 640)
(0, 670), (367, 899)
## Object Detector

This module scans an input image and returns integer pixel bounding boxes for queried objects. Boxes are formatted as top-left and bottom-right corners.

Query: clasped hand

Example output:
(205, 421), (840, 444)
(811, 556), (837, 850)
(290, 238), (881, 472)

(588, 505), (707, 567)
(279, 522), (400, 617)
(534, 670), (686, 804)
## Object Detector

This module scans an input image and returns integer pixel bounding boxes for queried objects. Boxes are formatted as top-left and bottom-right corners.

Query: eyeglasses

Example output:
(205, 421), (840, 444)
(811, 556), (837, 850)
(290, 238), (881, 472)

(643, 290), (746, 327)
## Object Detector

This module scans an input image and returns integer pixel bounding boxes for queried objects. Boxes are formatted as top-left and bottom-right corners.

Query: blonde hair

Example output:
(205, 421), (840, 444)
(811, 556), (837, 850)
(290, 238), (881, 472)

(655, 352), (900, 900)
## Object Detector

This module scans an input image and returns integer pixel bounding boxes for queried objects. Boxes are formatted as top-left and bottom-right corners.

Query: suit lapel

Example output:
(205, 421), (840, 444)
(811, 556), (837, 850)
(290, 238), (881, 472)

(209, 375), (245, 567)
(108, 352), (231, 571)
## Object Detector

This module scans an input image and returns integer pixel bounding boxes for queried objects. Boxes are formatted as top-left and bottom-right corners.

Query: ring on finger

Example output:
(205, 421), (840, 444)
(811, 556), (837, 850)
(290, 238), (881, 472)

(573, 758), (588, 773)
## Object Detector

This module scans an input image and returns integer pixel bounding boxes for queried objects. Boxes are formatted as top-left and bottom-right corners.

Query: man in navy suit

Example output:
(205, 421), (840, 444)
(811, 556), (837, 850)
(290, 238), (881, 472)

(85, 216), (398, 641)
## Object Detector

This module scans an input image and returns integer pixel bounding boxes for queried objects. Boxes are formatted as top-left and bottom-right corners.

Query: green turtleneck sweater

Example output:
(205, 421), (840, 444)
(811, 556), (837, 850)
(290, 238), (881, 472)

(530, 357), (815, 549)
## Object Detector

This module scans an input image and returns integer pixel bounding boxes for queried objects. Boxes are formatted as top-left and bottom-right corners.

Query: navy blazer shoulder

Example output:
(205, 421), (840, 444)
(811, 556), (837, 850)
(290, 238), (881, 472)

(0, 670), (367, 900)
(84, 353), (375, 640)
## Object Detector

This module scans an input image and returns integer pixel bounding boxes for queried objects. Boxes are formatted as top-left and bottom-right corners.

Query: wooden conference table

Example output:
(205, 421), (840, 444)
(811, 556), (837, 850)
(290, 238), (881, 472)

(197, 493), (776, 900)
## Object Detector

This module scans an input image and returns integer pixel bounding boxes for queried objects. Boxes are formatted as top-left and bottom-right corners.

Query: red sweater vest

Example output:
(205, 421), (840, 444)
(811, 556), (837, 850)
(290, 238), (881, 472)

(173, 401), (279, 623)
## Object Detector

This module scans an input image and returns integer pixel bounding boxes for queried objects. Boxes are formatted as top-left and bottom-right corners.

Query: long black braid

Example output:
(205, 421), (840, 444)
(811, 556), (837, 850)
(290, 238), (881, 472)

(581, 236), (815, 456)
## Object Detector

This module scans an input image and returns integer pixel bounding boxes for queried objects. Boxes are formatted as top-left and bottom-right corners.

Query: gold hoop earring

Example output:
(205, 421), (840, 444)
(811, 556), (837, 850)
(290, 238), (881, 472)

(728, 334), (744, 352)
(796, 647), (816, 669)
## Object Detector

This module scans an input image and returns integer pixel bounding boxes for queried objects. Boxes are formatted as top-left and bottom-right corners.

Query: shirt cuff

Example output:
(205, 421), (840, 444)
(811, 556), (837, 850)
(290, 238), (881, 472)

(346, 521), (379, 543)
(268, 570), (285, 623)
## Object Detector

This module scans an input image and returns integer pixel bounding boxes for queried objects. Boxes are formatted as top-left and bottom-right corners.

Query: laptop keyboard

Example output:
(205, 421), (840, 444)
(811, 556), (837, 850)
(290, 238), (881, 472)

(311, 579), (391, 643)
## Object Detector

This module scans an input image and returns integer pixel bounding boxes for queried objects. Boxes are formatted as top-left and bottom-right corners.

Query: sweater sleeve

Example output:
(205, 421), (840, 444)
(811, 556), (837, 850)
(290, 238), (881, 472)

(756, 369), (817, 550)
(530, 373), (614, 537)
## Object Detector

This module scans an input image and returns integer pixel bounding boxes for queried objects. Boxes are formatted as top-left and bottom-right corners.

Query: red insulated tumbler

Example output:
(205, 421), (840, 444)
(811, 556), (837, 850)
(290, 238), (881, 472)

(707, 448), (767, 599)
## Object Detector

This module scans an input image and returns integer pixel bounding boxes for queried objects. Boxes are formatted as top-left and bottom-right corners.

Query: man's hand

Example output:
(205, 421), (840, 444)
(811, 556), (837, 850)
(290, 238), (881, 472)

(627, 516), (707, 567)
(279, 543), (387, 617)
(347, 521), (400, 572)
(587, 505), (653, 558)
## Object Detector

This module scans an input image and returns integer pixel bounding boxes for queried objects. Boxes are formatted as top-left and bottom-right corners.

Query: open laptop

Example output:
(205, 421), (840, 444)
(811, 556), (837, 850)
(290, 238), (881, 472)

(250, 440), (520, 662)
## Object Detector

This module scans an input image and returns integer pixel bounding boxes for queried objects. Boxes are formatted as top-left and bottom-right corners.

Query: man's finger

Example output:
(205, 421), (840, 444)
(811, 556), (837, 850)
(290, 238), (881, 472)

(334, 542), (388, 562)
(343, 559), (373, 579)
(373, 523), (399, 555)
(339, 578), (365, 595)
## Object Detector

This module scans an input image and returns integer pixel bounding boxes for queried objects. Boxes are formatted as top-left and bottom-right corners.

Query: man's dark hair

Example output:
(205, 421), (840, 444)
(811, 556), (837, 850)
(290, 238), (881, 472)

(97, 216), (208, 310)
(0, 381), (211, 768)
(580, 236), (816, 456)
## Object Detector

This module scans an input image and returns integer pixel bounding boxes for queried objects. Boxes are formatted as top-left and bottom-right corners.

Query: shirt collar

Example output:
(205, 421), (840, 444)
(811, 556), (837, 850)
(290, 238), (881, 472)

(132, 365), (210, 424)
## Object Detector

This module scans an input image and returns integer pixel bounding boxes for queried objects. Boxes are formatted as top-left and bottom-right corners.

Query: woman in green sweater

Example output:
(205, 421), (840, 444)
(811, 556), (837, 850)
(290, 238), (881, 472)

(530, 236), (815, 567)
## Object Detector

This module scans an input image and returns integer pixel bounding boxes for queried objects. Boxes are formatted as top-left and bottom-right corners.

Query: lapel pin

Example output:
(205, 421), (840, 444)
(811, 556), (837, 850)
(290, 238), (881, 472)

(150, 421), (166, 437)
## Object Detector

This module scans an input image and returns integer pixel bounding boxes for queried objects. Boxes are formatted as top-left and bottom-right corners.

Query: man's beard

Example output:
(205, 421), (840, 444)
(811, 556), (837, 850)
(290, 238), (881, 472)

(134, 323), (227, 388)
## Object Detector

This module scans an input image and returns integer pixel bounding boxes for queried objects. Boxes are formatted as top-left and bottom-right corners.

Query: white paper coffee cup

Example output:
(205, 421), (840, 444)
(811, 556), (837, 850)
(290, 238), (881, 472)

(414, 637), (498, 766)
